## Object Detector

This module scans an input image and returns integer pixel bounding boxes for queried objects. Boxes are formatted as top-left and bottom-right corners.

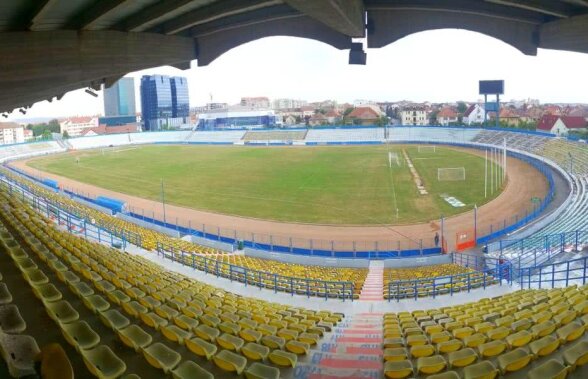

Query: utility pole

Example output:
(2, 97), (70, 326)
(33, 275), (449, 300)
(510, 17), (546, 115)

(161, 179), (167, 224)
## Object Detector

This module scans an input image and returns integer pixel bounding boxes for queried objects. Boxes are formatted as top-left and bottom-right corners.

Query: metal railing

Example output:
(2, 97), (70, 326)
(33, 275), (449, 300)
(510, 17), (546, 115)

(518, 255), (588, 289)
(0, 174), (141, 247)
(386, 267), (508, 302)
(156, 241), (356, 301)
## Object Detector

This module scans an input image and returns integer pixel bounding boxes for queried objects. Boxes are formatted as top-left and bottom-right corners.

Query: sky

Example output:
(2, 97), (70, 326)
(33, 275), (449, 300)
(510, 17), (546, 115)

(9, 29), (588, 121)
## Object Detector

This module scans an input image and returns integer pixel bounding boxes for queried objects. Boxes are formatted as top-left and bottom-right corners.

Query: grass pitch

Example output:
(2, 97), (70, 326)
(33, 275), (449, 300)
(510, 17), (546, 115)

(27, 145), (503, 224)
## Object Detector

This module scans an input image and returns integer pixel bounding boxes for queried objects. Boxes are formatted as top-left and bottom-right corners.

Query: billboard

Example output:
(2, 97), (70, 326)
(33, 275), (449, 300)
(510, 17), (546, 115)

(479, 80), (504, 95)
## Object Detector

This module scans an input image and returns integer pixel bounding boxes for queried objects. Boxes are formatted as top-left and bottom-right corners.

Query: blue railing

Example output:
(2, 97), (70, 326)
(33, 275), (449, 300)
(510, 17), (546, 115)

(0, 172), (142, 247)
(155, 241), (356, 301)
(0, 178), (130, 249)
(518, 255), (588, 289)
(386, 266), (508, 302)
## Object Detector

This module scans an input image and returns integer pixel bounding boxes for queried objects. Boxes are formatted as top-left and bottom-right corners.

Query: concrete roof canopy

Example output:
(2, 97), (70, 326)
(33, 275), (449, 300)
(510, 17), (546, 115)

(1, 0), (588, 113)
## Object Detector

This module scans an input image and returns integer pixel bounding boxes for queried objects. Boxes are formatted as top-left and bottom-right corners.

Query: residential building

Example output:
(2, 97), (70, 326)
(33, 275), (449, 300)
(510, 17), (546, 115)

(463, 104), (485, 125)
(140, 75), (190, 131)
(498, 108), (521, 127)
(537, 115), (587, 136)
(436, 107), (458, 126)
(23, 128), (34, 142)
(325, 109), (341, 124)
(347, 106), (381, 125)
(400, 106), (428, 126)
(80, 123), (140, 137)
(59, 116), (99, 137)
(272, 98), (307, 110)
(103, 77), (136, 117)
(309, 113), (328, 126)
(300, 106), (315, 118)
(0, 122), (25, 144)
(240, 97), (270, 109)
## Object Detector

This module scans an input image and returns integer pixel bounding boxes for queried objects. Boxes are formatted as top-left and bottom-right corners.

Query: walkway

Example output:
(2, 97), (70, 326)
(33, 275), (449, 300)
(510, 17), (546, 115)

(359, 261), (384, 301)
(296, 313), (383, 378)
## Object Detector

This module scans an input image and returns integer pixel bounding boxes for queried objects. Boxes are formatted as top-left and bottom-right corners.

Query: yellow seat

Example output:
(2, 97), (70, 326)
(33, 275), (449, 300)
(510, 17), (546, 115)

(448, 348), (478, 368)
(463, 360), (498, 379)
(505, 330), (532, 348)
(478, 340), (507, 358)
(81, 345), (126, 379)
(563, 340), (588, 369)
(464, 333), (487, 348)
(527, 359), (568, 379)
(117, 324), (152, 352)
(531, 320), (556, 338)
(216, 333), (245, 351)
(556, 321), (584, 343)
(268, 350), (297, 368)
(384, 360), (413, 379)
(261, 335), (285, 350)
(384, 348), (408, 362)
(285, 340), (310, 355)
(185, 337), (217, 360)
(241, 342), (270, 361)
(496, 348), (532, 374)
(161, 324), (192, 345)
(410, 344), (435, 358)
(437, 339), (463, 353)
(143, 343), (181, 373)
(416, 355), (447, 375)
(530, 335), (560, 358)
(486, 326), (510, 340)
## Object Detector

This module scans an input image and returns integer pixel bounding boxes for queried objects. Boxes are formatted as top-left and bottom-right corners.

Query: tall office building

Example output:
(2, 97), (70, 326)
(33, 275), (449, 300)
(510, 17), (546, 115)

(171, 76), (189, 118)
(104, 77), (136, 117)
(140, 75), (189, 131)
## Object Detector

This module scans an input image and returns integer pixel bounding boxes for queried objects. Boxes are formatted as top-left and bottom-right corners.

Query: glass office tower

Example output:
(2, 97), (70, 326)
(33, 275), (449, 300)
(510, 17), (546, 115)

(104, 77), (136, 117)
(140, 75), (189, 131)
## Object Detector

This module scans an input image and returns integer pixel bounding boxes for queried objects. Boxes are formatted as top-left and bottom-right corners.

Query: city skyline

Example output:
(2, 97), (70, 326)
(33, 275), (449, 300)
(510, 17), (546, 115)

(6, 29), (588, 121)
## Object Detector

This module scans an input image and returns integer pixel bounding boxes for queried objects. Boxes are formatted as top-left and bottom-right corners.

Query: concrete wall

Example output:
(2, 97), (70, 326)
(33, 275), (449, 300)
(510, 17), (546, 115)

(244, 248), (370, 268)
(383, 254), (452, 268)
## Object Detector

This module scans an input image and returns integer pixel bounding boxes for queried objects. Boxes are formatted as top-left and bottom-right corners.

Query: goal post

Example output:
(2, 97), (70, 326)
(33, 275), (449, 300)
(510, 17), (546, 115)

(418, 146), (436, 153)
(438, 167), (466, 181)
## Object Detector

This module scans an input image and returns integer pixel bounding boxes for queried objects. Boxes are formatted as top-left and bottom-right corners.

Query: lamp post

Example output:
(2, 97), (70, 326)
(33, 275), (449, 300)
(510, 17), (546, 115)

(161, 178), (167, 224)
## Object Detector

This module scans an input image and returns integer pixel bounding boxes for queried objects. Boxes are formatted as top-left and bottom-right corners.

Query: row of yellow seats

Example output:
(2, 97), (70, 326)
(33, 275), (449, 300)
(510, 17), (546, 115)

(0, 193), (343, 378)
(382, 287), (588, 379)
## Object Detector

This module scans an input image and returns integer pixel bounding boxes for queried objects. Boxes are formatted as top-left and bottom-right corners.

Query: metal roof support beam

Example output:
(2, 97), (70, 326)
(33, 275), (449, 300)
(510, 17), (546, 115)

(283, 0), (365, 37)
(539, 13), (588, 53)
(367, 8), (539, 56)
(160, 0), (280, 35)
(70, 0), (134, 30)
(485, 0), (577, 18)
(0, 31), (197, 112)
(28, 0), (61, 30)
(118, 0), (197, 32)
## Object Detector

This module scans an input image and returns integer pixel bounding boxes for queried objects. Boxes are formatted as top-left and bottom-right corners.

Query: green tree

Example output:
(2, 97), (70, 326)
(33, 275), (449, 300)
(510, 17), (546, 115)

(41, 130), (52, 140)
(429, 110), (439, 125)
(457, 102), (467, 113)
(62, 131), (70, 139)
(47, 119), (60, 133)
(375, 116), (389, 127)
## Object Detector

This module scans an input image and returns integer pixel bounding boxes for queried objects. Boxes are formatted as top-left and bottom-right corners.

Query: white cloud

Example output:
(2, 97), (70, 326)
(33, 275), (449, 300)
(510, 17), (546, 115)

(10, 29), (588, 121)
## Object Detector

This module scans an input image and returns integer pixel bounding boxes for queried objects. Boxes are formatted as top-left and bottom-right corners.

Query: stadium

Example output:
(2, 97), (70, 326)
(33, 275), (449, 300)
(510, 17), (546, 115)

(0, 124), (586, 379)
(1, 1), (588, 379)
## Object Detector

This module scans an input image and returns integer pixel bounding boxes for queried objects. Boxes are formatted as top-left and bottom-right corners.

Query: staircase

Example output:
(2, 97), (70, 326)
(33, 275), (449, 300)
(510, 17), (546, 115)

(359, 260), (384, 301)
(297, 313), (383, 378)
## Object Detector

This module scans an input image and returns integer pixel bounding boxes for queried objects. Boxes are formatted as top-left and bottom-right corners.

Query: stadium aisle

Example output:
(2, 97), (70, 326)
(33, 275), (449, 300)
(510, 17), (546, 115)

(296, 313), (383, 378)
(359, 261), (384, 301)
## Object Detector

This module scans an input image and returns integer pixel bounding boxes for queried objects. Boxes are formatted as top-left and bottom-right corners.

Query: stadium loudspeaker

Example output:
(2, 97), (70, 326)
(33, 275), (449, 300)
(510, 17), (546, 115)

(349, 43), (366, 65)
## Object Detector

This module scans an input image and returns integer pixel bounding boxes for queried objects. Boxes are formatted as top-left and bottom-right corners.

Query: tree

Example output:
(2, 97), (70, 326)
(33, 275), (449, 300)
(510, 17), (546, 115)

(62, 131), (70, 139)
(375, 116), (390, 127)
(47, 119), (60, 133)
(457, 102), (467, 114)
(429, 110), (439, 125)
(41, 130), (52, 140)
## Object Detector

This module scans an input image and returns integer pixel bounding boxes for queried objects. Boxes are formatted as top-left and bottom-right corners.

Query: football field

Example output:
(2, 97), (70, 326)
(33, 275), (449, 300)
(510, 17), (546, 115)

(27, 145), (503, 224)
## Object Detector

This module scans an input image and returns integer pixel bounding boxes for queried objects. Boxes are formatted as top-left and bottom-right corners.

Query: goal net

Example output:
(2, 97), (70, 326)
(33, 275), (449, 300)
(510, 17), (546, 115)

(418, 146), (436, 153)
(438, 167), (466, 181)
(388, 151), (400, 167)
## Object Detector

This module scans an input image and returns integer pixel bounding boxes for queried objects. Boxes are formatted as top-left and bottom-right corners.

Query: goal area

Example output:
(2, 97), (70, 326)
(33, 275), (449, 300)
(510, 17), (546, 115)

(418, 146), (436, 153)
(438, 167), (466, 181)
